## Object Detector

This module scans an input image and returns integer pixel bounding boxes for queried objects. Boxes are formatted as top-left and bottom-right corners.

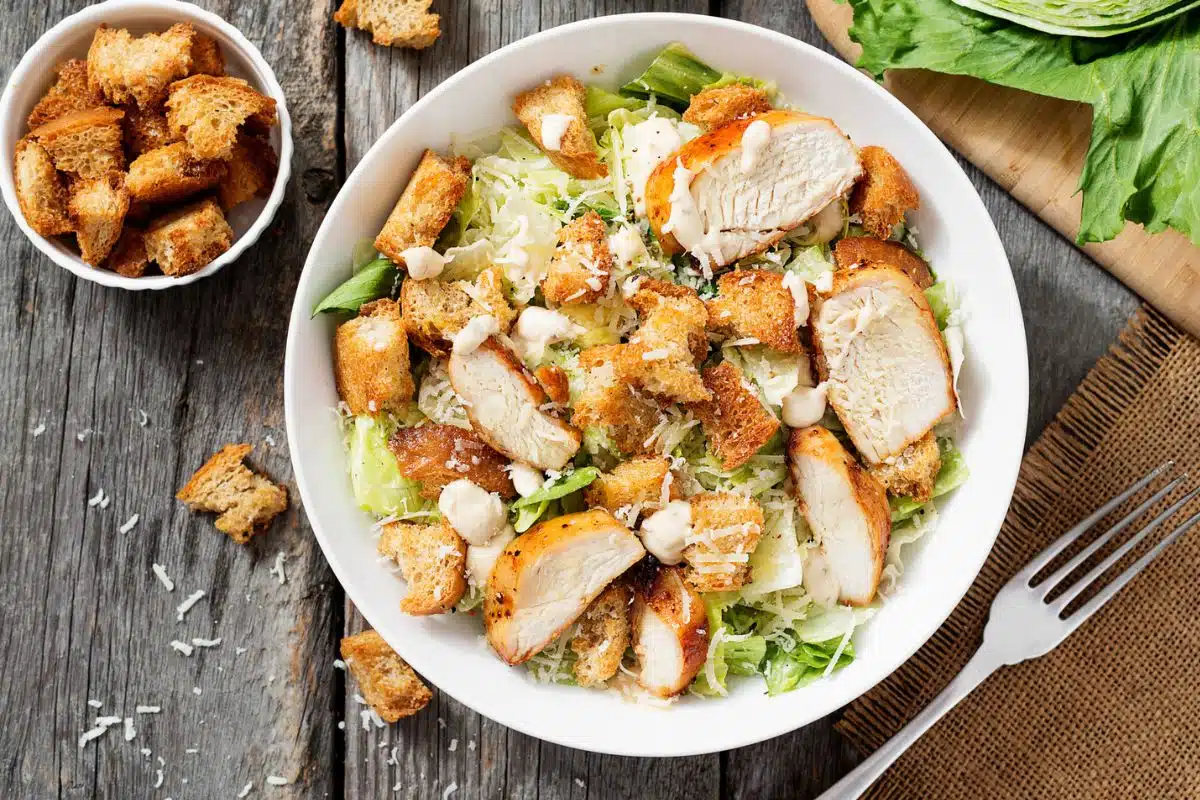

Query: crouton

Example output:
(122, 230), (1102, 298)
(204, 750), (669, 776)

(705, 269), (804, 354)
(122, 106), (180, 156)
(534, 364), (570, 405)
(849, 145), (920, 239)
(399, 267), (514, 357)
(68, 171), (130, 266)
(217, 134), (277, 211)
(377, 519), (467, 615)
(106, 226), (149, 278)
(571, 582), (632, 687)
(87, 23), (195, 107)
(867, 431), (941, 503)
(374, 150), (471, 265)
(333, 0), (441, 49)
(572, 345), (662, 456)
(512, 75), (607, 180)
(165, 75), (277, 160)
(31, 107), (125, 178)
(833, 236), (934, 290)
(584, 456), (680, 518)
(333, 298), (415, 415)
(143, 197), (232, 276)
(27, 59), (106, 129)
(542, 211), (612, 305)
(126, 142), (227, 204)
(618, 280), (710, 404)
(388, 423), (516, 500)
(687, 361), (780, 470)
(189, 33), (225, 76)
(682, 84), (772, 131)
(682, 491), (764, 593)
(12, 137), (72, 237)
(340, 630), (432, 722)
(176, 443), (288, 544)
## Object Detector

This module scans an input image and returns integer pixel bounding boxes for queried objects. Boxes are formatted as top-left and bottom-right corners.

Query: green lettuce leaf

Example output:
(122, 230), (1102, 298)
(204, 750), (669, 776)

(890, 437), (971, 522)
(763, 638), (856, 695)
(620, 43), (723, 110)
(951, 0), (1200, 37)
(848, 0), (1200, 246)
(509, 467), (601, 532)
(346, 416), (431, 517)
(312, 258), (398, 316)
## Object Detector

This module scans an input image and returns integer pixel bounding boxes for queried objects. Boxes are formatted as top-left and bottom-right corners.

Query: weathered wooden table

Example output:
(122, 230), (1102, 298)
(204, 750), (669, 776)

(0, 1), (1142, 797)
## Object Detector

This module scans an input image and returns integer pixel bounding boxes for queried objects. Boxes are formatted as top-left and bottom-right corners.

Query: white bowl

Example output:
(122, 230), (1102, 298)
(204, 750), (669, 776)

(0, 0), (293, 290)
(285, 13), (1028, 756)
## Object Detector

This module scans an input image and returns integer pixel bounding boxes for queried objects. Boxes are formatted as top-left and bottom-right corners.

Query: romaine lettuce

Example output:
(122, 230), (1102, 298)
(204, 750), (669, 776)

(346, 415), (431, 518)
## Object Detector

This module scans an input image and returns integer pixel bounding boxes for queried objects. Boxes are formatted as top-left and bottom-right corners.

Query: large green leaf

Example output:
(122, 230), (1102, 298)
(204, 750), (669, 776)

(849, 0), (1200, 246)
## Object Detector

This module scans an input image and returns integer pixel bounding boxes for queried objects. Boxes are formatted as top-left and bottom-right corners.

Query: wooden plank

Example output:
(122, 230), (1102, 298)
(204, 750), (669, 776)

(805, 0), (1200, 339)
(0, 0), (340, 797)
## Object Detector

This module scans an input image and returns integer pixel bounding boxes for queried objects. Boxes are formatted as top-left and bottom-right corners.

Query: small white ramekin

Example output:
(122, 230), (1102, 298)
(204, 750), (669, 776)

(0, 0), (293, 290)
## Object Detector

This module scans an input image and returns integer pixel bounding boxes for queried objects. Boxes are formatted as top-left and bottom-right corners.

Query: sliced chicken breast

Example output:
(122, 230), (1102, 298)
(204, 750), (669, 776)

(808, 266), (956, 464)
(787, 426), (890, 606)
(631, 565), (709, 698)
(449, 337), (582, 471)
(485, 509), (645, 665)
(644, 109), (862, 269)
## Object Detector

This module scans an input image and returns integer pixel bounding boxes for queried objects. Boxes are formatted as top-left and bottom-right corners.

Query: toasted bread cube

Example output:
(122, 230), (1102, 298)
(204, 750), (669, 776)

(333, 298), (415, 415)
(534, 364), (570, 405)
(572, 345), (662, 456)
(705, 269), (804, 354)
(833, 236), (934, 289)
(849, 145), (920, 240)
(68, 171), (130, 266)
(867, 431), (941, 503)
(571, 582), (632, 687)
(399, 267), (514, 357)
(189, 33), (225, 76)
(378, 520), (467, 615)
(333, 0), (441, 49)
(27, 59), (106, 128)
(217, 134), (277, 211)
(87, 23), (194, 107)
(388, 423), (516, 500)
(584, 456), (680, 518)
(144, 197), (232, 276)
(687, 361), (779, 470)
(122, 105), (180, 156)
(682, 84), (771, 131)
(512, 75), (607, 180)
(374, 150), (471, 265)
(619, 280), (710, 404)
(683, 491), (764, 593)
(165, 75), (277, 160)
(126, 142), (227, 204)
(176, 443), (288, 544)
(13, 137), (72, 237)
(32, 107), (125, 178)
(542, 211), (612, 305)
(106, 226), (149, 278)
(340, 630), (432, 722)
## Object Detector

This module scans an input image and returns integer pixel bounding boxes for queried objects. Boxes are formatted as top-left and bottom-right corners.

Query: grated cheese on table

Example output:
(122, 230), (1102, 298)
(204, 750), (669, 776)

(152, 564), (174, 592)
(87, 699), (103, 708)
(237, 783), (253, 798)
(118, 514), (140, 534)
(191, 637), (221, 648)
(135, 705), (161, 714)
(170, 640), (194, 656)
(123, 717), (135, 741)
(443, 782), (458, 799)
(87, 488), (107, 507)
(175, 590), (205, 621)
(31, 422), (45, 437)
(268, 553), (287, 585)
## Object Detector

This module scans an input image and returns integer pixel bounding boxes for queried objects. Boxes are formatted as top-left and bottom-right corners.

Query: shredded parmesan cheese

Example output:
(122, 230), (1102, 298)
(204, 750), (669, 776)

(118, 514), (140, 534)
(152, 563), (174, 592)
(175, 590), (205, 621)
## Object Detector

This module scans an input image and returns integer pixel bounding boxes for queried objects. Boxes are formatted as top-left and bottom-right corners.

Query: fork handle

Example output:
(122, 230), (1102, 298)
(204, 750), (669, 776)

(816, 645), (1001, 800)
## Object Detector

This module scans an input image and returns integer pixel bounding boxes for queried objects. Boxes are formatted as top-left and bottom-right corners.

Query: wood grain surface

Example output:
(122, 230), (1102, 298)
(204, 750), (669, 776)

(806, 0), (1200, 339)
(0, 0), (1138, 798)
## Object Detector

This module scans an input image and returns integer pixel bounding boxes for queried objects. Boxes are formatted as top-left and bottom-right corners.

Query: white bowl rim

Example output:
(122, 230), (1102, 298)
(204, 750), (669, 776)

(285, 11), (1029, 756)
(0, 0), (294, 291)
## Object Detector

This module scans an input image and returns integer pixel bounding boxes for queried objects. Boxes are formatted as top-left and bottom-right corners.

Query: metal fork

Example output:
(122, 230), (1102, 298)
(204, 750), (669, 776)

(819, 461), (1200, 800)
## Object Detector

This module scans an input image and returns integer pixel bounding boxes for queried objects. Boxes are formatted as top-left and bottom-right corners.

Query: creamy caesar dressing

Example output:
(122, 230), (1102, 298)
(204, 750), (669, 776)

(438, 479), (507, 546)
(511, 306), (584, 362)
(638, 500), (692, 564)
(540, 114), (574, 151)
(739, 120), (772, 173)
(780, 270), (809, 327)
(781, 381), (828, 428)
(466, 526), (516, 589)
(623, 117), (683, 215)
(399, 245), (450, 279)
(608, 224), (649, 270)
(451, 314), (500, 356)
(508, 462), (545, 497)
(661, 159), (707, 260)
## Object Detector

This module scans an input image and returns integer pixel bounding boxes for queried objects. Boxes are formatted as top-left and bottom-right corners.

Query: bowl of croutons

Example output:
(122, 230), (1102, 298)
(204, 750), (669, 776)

(1, 0), (292, 289)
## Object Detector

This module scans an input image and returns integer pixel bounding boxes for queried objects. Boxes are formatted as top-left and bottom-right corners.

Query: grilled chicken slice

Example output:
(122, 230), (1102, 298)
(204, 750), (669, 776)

(484, 509), (645, 665)
(448, 337), (582, 471)
(644, 109), (861, 269)
(787, 426), (890, 606)
(809, 266), (956, 464)
(631, 565), (709, 697)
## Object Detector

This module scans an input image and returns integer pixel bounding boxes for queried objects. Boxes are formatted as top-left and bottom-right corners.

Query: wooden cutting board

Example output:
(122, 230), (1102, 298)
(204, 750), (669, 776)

(807, 0), (1200, 338)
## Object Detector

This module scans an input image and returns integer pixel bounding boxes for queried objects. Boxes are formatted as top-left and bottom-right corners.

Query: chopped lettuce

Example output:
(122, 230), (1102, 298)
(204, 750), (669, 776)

(890, 437), (970, 522)
(763, 637), (855, 695)
(346, 415), (431, 518)
(620, 43), (723, 109)
(510, 467), (601, 532)
(585, 86), (645, 119)
(311, 258), (398, 316)
(925, 281), (956, 330)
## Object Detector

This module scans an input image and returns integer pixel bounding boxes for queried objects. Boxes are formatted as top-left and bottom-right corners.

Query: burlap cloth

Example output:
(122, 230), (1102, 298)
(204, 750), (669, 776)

(836, 306), (1200, 798)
